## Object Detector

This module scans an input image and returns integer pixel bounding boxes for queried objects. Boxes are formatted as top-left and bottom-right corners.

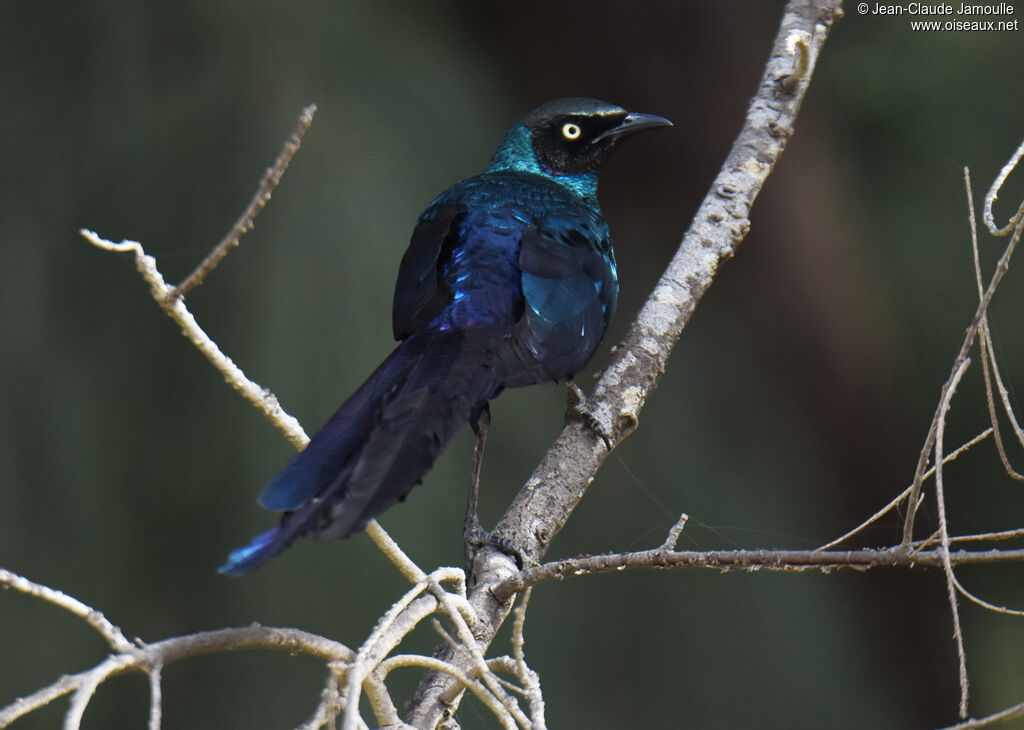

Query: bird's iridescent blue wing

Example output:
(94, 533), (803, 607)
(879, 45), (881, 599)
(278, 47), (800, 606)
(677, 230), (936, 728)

(510, 210), (617, 381)
(392, 204), (463, 339)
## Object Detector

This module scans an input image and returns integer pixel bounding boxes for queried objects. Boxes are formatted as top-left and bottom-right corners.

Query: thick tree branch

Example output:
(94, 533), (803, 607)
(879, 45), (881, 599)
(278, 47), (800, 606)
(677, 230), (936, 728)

(405, 1), (845, 725)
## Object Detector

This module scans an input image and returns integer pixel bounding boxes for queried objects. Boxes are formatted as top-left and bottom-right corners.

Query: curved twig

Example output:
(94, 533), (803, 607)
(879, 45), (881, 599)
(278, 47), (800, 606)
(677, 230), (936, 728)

(0, 568), (133, 654)
(983, 136), (1024, 237)
(0, 623), (352, 729)
(932, 358), (972, 719)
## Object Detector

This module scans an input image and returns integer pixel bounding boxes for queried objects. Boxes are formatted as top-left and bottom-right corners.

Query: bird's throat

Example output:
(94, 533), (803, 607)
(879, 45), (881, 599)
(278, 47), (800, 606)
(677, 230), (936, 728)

(487, 124), (600, 204)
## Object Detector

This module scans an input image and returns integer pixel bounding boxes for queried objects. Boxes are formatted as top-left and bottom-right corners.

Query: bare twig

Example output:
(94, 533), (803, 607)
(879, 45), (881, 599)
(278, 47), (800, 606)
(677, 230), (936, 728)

(940, 528), (1024, 545)
(0, 623), (352, 729)
(979, 320), (1024, 480)
(982, 136), (1024, 237)
(660, 513), (689, 550)
(491, 545), (1024, 600)
(819, 430), (992, 551)
(0, 674), (82, 729)
(967, 167), (1024, 481)
(902, 169), (1024, 546)
(364, 519), (429, 586)
(378, 654), (518, 730)
(951, 574), (1024, 618)
(64, 653), (135, 730)
(80, 230), (310, 450)
(344, 594), (440, 730)
(932, 358), (972, 719)
(147, 663), (163, 730)
(938, 699), (1024, 730)
(337, 519), (535, 729)
(0, 568), (132, 653)
(171, 104), (317, 298)
(510, 588), (545, 729)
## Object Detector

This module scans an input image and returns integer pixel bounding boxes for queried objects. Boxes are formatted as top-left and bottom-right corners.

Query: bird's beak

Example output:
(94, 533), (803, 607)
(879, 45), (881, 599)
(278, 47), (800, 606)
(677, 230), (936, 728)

(593, 112), (673, 143)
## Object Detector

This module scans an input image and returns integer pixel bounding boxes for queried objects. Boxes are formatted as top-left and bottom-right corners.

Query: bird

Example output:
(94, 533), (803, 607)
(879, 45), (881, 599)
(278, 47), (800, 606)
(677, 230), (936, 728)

(219, 98), (671, 575)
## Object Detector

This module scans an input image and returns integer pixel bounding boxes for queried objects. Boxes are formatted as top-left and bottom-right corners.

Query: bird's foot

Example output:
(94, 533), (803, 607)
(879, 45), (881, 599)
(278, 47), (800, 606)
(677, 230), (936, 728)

(463, 510), (487, 548)
(562, 379), (614, 450)
(564, 378), (587, 408)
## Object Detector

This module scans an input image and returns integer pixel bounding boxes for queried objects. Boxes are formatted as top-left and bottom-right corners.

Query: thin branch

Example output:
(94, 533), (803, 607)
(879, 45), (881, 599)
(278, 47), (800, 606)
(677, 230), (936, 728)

(337, 526), (527, 730)
(980, 320), (1024, 480)
(951, 574), (1024, 618)
(938, 699), (1024, 730)
(0, 624), (353, 729)
(933, 358), (972, 719)
(363, 666), (403, 730)
(660, 513), (689, 551)
(982, 136), (1024, 237)
(147, 663), (163, 730)
(307, 664), (346, 730)
(0, 568), (133, 654)
(0, 674), (83, 729)
(491, 545), (1024, 601)
(171, 104), (317, 298)
(80, 230), (309, 450)
(941, 528), (1024, 545)
(344, 594), (439, 730)
(968, 167), (1024, 481)
(377, 655), (518, 730)
(510, 588), (545, 730)
(64, 654), (134, 730)
(819, 429), (992, 551)
(364, 519), (428, 586)
(431, 623), (530, 730)
(902, 168), (1024, 546)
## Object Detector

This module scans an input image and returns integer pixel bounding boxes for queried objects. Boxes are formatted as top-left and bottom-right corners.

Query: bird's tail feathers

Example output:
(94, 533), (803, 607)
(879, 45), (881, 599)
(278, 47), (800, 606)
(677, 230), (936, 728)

(219, 331), (499, 575)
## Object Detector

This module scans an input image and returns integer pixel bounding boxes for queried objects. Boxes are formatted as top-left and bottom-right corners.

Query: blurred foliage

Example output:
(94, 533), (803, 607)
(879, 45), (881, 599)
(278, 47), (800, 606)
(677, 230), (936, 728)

(1, 1), (1023, 728)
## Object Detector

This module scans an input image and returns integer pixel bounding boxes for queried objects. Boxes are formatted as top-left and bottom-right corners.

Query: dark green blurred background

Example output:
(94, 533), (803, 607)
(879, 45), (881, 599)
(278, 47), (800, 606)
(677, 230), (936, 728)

(3, 1), (1024, 728)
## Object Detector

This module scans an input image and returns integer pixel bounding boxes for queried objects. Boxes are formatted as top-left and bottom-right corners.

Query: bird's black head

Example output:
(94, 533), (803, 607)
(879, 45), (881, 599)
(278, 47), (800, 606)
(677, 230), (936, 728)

(520, 97), (672, 177)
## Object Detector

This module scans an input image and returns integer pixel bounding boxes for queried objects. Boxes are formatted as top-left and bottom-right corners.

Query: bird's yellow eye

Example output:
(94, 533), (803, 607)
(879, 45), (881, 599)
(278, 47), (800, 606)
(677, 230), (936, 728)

(561, 122), (582, 140)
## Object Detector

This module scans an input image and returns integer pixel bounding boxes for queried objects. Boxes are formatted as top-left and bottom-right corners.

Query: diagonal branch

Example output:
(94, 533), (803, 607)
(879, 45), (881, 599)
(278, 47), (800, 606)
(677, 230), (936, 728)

(171, 104), (317, 299)
(80, 230), (310, 451)
(405, 0), (846, 724)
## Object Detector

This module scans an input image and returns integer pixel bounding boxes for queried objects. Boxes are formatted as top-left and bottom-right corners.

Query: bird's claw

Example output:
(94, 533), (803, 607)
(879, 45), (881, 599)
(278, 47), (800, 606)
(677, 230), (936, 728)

(561, 379), (612, 449)
(574, 401), (614, 451)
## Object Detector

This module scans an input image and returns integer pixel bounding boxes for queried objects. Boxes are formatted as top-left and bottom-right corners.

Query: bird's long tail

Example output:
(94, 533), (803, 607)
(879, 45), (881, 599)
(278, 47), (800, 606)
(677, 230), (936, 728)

(219, 330), (501, 575)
